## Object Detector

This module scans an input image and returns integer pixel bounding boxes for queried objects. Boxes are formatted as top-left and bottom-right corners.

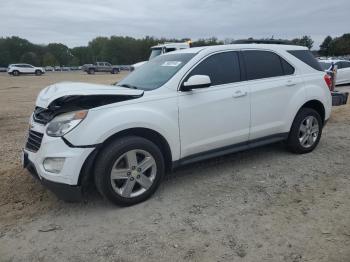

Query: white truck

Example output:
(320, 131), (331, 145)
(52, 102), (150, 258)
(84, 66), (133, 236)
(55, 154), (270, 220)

(131, 42), (190, 70)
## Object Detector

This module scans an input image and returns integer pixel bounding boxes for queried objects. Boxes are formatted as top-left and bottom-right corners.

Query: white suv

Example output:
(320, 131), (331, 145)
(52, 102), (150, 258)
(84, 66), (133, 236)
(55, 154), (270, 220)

(8, 64), (45, 76)
(22, 44), (332, 206)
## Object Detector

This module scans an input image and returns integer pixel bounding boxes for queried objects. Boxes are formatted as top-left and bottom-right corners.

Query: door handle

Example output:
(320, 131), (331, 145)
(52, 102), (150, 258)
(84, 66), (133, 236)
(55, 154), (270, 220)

(232, 90), (247, 98)
(286, 80), (297, 87)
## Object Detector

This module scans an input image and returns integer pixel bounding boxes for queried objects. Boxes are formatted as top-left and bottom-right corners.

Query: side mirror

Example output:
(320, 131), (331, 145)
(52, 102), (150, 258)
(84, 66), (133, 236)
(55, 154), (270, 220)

(181, 75), (211, 91)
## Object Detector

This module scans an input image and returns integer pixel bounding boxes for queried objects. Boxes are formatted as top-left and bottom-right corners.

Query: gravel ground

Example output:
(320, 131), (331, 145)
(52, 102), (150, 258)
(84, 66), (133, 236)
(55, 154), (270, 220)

(0, 72), (349, 262)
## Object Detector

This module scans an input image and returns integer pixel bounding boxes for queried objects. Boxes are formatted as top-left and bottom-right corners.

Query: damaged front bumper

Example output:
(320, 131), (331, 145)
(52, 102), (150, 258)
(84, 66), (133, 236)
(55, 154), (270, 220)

(22, 122), (95, 201)
(23, 151), (83, 202)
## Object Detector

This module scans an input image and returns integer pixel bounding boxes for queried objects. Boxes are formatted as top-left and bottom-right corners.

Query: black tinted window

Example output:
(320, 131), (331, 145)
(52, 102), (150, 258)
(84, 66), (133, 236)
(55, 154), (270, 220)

(187, 51), (241, 86)
(281, 58), (295, 75)
(288, 50), (323, 71)
(335, 62), (343, 69)
(342, 61), (350, 68)
(165, 48), (176, 53)
(243, 50), (285, 80)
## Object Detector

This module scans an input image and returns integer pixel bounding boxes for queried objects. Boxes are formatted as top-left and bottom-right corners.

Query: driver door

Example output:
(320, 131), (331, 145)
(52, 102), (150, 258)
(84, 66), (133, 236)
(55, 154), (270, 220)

(178, 51), (250, 159)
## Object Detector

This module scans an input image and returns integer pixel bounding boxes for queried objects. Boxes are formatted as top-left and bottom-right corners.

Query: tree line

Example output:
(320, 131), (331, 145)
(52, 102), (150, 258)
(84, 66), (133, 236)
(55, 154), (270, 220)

(0, 36), (223, 67)
(0, 34), (348, 67)
(319, 34), (350, 56)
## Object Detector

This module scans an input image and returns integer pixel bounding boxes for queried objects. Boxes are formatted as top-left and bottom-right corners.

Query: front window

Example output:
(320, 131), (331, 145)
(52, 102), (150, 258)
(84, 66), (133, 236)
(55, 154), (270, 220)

(117, 53), (195, 91)
(149, 48), (162, 60)
(185, 51), (241, 86)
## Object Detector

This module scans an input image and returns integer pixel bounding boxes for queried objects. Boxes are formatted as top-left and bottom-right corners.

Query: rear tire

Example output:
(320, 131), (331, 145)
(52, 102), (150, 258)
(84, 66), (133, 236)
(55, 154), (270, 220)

(287, 108), (323, 154)
(12, 70), (20, 76)
(88, 68), (95, 74)
(94, 136), (165, 206)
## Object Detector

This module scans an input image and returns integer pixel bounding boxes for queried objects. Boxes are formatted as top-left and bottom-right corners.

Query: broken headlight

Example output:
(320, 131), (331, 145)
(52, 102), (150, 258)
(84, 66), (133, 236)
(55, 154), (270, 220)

(46, 110), (88, 137)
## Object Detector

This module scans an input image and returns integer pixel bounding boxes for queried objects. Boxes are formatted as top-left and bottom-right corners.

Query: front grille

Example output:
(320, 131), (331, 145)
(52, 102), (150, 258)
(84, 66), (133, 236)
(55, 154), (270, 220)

(25, 130), (44, 152)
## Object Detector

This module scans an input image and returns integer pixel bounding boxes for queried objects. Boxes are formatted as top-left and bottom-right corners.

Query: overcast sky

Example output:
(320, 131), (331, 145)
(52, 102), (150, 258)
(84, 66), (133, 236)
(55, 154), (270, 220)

(1, 0), (349, 49)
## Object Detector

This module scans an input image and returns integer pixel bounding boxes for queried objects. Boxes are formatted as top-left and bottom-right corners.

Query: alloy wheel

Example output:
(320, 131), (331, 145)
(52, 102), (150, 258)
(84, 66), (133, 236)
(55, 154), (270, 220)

(298, 116), (319, 148)
(110, 149), (157, 198)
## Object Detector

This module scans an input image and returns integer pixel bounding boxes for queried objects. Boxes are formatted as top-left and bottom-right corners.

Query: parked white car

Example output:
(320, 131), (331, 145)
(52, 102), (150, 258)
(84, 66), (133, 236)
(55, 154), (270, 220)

(8, 64), (45, 76)
(22, 44), (332, 206)
(319, 59), (350, 85)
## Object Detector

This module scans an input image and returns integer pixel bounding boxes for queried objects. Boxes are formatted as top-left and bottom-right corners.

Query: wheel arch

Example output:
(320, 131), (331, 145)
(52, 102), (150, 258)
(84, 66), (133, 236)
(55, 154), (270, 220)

(102, 128), (173, 172)
(299, 100), (326, 124)
(78, 127), (173, 186)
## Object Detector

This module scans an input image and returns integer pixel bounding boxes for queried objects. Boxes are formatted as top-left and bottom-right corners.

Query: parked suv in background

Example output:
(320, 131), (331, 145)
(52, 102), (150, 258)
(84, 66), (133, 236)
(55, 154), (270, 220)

(8, 64), (45, 76)
(22, 44), (331, 206)
(82, 62), (120, 74)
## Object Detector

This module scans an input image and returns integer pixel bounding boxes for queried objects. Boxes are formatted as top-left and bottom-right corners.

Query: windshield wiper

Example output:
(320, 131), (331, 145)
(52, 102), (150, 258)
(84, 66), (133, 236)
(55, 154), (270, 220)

(118, 84), (139, 90)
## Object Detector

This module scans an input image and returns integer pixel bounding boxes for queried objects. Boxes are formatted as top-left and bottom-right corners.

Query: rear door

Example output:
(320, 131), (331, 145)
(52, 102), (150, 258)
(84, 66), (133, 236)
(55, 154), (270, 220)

(242, 50), (304, 140)
(178, 51), (250, 158)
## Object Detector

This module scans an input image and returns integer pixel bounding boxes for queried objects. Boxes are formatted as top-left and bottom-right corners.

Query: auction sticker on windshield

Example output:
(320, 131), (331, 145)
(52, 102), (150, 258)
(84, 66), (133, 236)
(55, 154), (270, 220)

(161, 61), (182, 67)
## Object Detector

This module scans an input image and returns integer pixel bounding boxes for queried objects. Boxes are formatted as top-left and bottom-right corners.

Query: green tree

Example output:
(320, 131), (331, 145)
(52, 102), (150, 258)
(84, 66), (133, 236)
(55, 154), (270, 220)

(291, 35), (314, 49)
(191, 37), (223, 47)
(328, 34), (350, 56)
(42, 52), (58, 66)
(20, 52), (39, 65)
(47, 43), (72, 66)
(0, 50), (11, 67)
(88, 37), (109, 62)
(71, 46), (92, 65)
(319, 36), (333, 56)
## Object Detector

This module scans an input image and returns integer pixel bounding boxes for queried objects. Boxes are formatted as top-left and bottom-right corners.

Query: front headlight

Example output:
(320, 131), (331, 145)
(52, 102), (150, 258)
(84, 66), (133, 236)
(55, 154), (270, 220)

(46, 110), (88, 137)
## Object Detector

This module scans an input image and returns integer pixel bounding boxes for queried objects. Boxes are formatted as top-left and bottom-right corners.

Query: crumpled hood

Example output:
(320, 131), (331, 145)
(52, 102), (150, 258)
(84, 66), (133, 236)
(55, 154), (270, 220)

(36, 82), (144, 108)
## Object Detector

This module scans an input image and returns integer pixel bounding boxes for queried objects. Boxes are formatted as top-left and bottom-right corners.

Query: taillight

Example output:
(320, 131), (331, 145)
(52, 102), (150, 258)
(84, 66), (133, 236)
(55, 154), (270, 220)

(324, 74), (332, 91)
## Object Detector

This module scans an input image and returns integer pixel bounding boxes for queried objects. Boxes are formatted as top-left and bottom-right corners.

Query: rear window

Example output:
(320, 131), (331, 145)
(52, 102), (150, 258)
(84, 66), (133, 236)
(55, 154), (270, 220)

(243, 50), (294, 81)
(288, 50), (323, 71)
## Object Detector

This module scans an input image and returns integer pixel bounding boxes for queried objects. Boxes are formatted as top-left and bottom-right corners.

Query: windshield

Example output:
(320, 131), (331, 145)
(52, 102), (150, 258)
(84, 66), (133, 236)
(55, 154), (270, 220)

(319, 61), (332, 70)
(149, 48), (162, 60)
(118, 53), (195, 91)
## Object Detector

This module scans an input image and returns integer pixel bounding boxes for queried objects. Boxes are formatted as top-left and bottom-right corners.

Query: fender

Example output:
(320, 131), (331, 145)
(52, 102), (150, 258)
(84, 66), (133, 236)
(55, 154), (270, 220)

(64, 98), (181, 161)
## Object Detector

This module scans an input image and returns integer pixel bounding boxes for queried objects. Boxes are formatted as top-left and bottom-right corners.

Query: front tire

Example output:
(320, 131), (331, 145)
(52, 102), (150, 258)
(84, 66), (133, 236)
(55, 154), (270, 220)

(287, 108), (323, 154)
(35, 70), (42, 76)
(94, 136), (165, 206)
(88, 68), (95, 74)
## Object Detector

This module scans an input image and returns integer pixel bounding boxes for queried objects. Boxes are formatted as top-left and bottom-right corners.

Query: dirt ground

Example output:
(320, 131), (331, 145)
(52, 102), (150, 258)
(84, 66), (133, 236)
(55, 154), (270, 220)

(0, 72), (349, 262)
